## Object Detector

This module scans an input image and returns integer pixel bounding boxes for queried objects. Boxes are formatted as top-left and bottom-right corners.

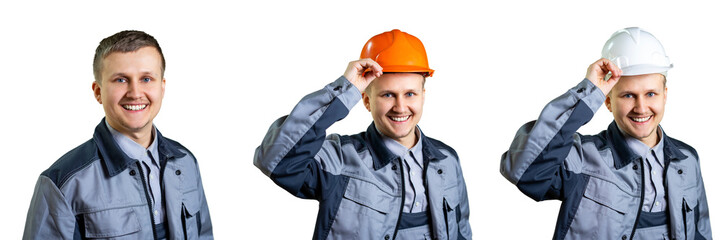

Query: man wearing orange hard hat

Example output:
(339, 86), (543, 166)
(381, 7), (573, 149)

(255, 29), (472, 239)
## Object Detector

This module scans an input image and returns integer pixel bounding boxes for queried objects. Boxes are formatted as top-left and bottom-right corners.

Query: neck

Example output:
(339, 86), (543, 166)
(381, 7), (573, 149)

(396, 131), (419, 149)
(639, 127), (661, 148)
(640, 133), (659, 148)
(107, 122), (154, 148)
(126, 131), (154, 148)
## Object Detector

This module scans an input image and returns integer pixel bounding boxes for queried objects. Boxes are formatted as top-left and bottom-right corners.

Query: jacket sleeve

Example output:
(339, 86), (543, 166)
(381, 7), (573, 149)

(253, 76), (361, 199)
(195, 162), (214, 239)
(695, 161), (712, 239)
(23, 176), (77, 240)
(500, 79), (606, 201)
(457, 161), (472, 239)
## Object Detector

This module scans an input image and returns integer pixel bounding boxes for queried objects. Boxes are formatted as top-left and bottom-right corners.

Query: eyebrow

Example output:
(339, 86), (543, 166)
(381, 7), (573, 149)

(108, 71), (158, 78)
(617, 88), (660, 95)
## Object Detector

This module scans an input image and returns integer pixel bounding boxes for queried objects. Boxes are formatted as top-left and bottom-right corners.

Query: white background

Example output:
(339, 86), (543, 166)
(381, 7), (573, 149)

(1, 0), (719, 239)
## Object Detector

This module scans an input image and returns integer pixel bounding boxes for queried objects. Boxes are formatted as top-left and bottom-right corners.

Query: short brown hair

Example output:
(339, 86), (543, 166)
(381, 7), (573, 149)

(93, 30), (165, 83)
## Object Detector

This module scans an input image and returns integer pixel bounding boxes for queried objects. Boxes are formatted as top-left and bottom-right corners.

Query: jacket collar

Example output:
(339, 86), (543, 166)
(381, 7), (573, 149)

(366, 123), (446, 170)
(608, 121), (687, 169)
(93, 118), (186, 176)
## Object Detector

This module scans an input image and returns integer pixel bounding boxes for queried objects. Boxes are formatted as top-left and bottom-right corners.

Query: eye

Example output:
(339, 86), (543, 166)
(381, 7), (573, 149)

(115, 78), (127, 83)
(405, 92), (415, 97)
(381, 93), (393, 98)
(142, 77), (152, 82)
(622, 94), (633, 98)
(646, 92), (656, 97)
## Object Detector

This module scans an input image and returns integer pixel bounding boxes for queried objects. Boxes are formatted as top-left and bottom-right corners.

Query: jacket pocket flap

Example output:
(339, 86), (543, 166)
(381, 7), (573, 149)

(343, 178), (392, 214)
(583, 177), (632, 214)
(183, 199), (201, 218)
(444, 186), (460, 209)
(84, 207), (141, 238)
(683, 197), (698, 211)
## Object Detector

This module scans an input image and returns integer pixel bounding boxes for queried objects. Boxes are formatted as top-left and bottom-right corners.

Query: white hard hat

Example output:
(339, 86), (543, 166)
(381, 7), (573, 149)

(601, 27), (673, 77)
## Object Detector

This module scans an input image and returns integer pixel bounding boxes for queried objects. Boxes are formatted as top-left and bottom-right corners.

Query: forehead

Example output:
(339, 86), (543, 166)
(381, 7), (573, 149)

(101, 47), (162, 74)
(369, 73), (424, 92)
(613, 73), (665, 92)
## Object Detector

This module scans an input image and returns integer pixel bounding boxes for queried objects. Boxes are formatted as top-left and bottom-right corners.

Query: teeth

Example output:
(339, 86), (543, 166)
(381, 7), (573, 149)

(631, 116), (651, 122)
(390, 116), (410, 122)
(123, 104), (147, 111)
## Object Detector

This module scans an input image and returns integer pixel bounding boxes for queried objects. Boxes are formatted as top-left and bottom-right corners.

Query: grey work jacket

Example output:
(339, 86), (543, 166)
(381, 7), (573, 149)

(501, 79), (712, 239)
(23, 119), (213, 239)
(254, 77), (472, 240)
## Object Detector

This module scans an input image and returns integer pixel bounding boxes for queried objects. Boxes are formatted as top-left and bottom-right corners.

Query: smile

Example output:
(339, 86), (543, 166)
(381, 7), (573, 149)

(389, 115), (411, 122)
(123, 104), (147, 111)
(631, 116), (652, 123)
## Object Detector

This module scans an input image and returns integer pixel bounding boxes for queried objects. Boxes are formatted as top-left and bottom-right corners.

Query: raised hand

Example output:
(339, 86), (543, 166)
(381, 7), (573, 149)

(343, 58), (383, 92)
(585, 58), (622, 96)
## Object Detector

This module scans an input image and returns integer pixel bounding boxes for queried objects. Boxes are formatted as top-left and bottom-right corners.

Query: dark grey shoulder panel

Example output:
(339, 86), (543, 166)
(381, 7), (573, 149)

(161, 137), (194, 162)
(341, 133), (368, 153)
(667, 137), (699, 160)
(41, 139), (99, 188)
(579, 130), (610, 150)
(427, 137), (459, 161)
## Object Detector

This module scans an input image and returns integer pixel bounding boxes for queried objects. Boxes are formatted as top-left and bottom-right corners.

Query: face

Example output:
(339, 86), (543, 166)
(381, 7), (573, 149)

(605, 73), (667, 147)
(363, 73), (425, 147)
(92, 47), (165, 140)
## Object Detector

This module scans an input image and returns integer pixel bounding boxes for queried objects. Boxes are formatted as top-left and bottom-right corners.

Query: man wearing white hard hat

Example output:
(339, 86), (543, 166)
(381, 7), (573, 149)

(501, 27), (712, 239)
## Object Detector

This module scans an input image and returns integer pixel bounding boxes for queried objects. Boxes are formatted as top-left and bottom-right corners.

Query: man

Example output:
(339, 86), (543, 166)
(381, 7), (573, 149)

(23, 30), (213, 239)
(501, 27), (711, 239)
(254, 29), (472, 240)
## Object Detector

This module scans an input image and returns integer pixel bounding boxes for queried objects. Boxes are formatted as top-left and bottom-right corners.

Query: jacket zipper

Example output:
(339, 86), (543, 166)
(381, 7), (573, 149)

(629, 160), (645, 239)
(136, 162), (159, 240)
(392, 159), (405, 240)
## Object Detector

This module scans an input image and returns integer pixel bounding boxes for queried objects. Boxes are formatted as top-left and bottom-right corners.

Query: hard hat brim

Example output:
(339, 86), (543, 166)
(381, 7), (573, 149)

(381, 65), (435, 77)
(621, 64), (673, 76)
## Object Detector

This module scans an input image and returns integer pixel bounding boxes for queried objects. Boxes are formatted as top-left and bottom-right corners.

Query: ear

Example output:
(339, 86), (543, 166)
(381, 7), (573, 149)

(362, 92), (371, 112)
(92, 81), (102, 104)
(663, 86), (668, 104)
(605, 95), (612, 112)
(161, 78), (166, 97)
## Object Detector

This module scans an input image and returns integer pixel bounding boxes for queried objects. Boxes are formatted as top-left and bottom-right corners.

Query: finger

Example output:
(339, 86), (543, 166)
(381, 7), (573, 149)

(368, 61), (383, 78)
(604, 59), (622, 81)
(587, 58), (606, 81)
(357, 59), (383, 79)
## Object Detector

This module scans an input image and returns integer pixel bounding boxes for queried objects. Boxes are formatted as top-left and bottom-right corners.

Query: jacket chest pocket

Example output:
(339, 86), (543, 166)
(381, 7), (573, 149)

(181, 199), (201, 239)
(681, 197), (698, 239)
(568, 176), (634, 240)
(181, 181), (202, 239)
(442, 174), (460, 240)
(82, 206), (143, 239)
(330, 177), (393, 239)
(442, 192), (459, 240)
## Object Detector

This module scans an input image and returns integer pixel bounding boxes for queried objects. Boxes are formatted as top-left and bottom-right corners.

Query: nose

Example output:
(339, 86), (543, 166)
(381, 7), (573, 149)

(633, 96), (647, 113)
(392, 96), (407, 112)
(125, 79), (143, 99)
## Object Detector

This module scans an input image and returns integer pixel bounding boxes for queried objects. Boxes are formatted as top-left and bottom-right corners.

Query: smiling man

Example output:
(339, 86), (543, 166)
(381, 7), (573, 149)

(501, 27), (712, 239)
(254, 29), (471, 240)
(23, 30), (213, 239)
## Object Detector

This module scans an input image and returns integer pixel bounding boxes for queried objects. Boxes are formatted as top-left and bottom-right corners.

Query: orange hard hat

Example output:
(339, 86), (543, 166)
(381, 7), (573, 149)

(360, 29), (434, 77)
